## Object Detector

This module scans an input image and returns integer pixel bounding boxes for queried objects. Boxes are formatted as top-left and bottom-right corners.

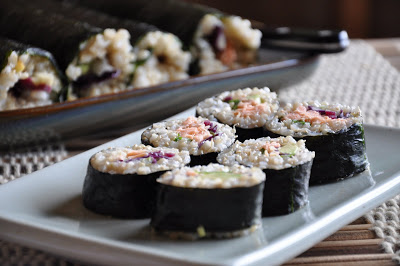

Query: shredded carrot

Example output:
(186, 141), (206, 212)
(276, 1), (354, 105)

(126, 150), (148, 159)
(285, 105), (345, 124)
(234, 101), (267, 118)
(176, 117), (212, 143)
(217, 40), (237, 66)
(262, 142), (281, 155)
(186, 170), (198, 177)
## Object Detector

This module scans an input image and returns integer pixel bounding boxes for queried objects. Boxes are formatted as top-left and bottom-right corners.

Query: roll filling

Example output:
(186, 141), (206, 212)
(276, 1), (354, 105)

(264, 101), (368, 184)
(132, 31), (191, 88)
(66, 29), (134, 98)
(0, 38), (63, 110)
(194, 15), (262, 74)
(151, 163), (265, 239)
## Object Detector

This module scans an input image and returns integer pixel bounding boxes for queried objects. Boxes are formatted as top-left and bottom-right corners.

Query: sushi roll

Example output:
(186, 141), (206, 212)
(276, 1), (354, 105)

(82, 144), (190, 218)
(0, 1), (135, 99)
(264, 101), (368, 184)
(141, 116), (236, 166)
(0, 37), (64, 110)
(75, 0), (262, 75)
(151, 163), (265, 239)
(218, 136), (314, 216)
(25, 0), (191, 90)
(196, 87), (279, 142)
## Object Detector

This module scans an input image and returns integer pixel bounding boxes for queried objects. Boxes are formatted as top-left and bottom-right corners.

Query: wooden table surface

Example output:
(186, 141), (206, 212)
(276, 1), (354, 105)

(63, 38), (400, 265)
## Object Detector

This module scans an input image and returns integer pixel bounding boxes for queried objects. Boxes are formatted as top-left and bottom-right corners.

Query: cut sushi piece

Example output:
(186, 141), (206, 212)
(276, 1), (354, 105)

(0, 1), (135, 99)
(27, 0), (191, 90)
(218, 136), (314, 216)
(151, 163), (265, 239)
(0, 37), (64, 110)
(196, 87), (279, 141)
(75, 0), (262, 75)
(82, 145), (190, 218)
(264, 101), (368, 184)
(141, 116), (236, 166)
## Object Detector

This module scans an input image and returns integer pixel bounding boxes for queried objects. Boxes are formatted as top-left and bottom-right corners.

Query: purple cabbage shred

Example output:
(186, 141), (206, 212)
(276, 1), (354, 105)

(206, 25), (226, 53)
(121, 151), (175, 164)
(74, 70), (120, 89)
(223, 96), (232, 102)
(198, 133), (220, 148)
(10, 78), (52, 98)
(204, 120), (218, 133)
(307, 105), (341, 119)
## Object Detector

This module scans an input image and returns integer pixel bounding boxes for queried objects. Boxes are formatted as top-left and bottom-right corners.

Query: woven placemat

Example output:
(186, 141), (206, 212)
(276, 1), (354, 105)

(279, 40), (400, 263)
(1, 40), (400, 265)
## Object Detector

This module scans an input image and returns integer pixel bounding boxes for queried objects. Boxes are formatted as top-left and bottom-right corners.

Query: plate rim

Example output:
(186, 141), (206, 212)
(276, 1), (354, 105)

(0, 112), (398, 265)
(0, 54), (318, 120)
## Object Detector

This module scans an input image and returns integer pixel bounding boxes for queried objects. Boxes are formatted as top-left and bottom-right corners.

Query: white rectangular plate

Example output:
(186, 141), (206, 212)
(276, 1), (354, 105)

(1, 107), (400, 266)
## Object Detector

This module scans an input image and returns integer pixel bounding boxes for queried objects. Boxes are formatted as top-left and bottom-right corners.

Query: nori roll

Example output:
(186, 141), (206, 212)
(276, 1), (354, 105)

(73, 0), (262, 75)
(263, 101), (368, 184)
(0, 37), (64, 110)
(25, 0), (191, 89)
(82, 144), (190, 218)
(0, 1), (135, 98)
(218, 136), (315, 216)
(196, 87), (279, 142)
(151, 163), (265, 239)
(141, 116), (236, 166)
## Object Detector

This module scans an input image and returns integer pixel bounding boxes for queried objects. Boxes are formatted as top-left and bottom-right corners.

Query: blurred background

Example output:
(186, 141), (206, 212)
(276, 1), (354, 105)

(185, 0), (400, 38)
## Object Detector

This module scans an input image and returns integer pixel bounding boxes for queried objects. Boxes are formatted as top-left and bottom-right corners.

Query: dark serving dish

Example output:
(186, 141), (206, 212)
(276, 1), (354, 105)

(0, 48), (320, 149)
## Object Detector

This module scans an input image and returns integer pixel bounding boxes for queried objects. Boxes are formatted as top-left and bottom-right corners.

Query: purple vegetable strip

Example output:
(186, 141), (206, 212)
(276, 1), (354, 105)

(73, 69), (120, 89)
(204, 120), (218, 133)
(338, 110), (350, 118)
(307, 105), (344, 119)
(198, 133), (220, 148)
(120, 151), (175, 164)
(206, 25), (226, 53)
(223, 96), (232, 102)
(10, 78), (52, 98)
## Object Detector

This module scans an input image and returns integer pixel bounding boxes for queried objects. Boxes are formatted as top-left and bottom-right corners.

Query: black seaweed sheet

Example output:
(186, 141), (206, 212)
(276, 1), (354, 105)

(151, 182), (264, 233)
(82, 161), (163, 218)
(72, 0), (220, 46)
(189, 152), (218, 167)
(0, 37), (66, 100)
(26, 0), (158, 45)
(262, 161), (312, 216)
(0, 1), (101, 72)
(264, 124), (368, 184)
(0, 37), (60, 75)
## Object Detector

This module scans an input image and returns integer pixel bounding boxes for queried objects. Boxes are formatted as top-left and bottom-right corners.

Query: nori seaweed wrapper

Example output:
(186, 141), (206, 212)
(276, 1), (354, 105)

(73, 0), (222, 46)
(0, 37), (61, 76)
(262, 160), (312, 216)
(232, 126), (264, 142)
(82, 161), (164, 218)
(0, 37), (66, 101)
(189, 152), (218, 167)
(151, 182), (264, 233)
(142, 137), (219, 167)
(0, 1), (102, 73)
(264, 124), (368, 184)
(26, 0), (159, 45)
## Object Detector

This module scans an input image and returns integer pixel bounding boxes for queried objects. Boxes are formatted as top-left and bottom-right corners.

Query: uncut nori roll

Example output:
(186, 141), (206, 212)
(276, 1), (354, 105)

(0, 37), (65, 110)
(217, 136), (315, 216)
(151, 164), (265, 239)
(0, 0), (135, 98)
(141, 116), (236, 166)
(264, 101), (368, 184)
(25, 0), (191, 89)
(196, 87), (279, 142)
(82, 145), (190, 218)
(75, 0), (262, 75)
